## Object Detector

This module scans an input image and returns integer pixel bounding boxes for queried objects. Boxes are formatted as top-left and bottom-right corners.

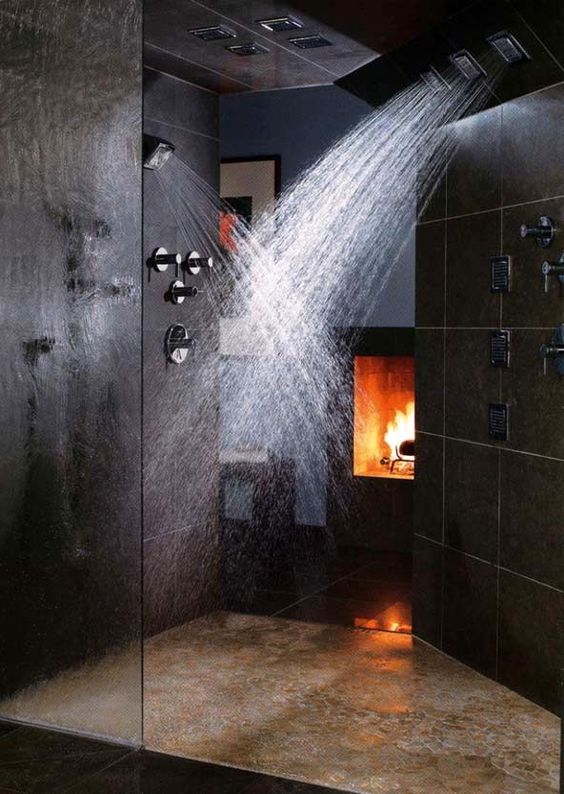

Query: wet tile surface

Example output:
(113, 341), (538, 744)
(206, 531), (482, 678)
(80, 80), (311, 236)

(144, 612), (560, 793)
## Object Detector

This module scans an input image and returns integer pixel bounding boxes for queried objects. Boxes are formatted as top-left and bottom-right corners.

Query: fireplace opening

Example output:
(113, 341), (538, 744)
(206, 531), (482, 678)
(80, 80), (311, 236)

(353, 355), (415, 480)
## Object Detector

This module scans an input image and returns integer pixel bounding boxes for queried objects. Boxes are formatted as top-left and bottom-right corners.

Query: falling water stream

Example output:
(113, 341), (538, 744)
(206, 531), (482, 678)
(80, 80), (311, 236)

(153, 61), (502, 603)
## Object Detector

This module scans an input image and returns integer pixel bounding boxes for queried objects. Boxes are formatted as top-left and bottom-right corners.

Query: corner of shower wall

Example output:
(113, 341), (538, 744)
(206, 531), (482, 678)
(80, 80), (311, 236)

(0, 0), (144, 744)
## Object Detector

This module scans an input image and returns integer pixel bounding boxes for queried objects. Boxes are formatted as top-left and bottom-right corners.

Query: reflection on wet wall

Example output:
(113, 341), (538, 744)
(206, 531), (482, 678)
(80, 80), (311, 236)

(0, 0), (143, 733)
(143, 68), (221, 636)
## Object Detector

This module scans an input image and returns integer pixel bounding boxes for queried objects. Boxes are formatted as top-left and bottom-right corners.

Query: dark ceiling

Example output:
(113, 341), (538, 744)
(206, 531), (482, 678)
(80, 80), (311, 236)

(144, 0), (467, 93)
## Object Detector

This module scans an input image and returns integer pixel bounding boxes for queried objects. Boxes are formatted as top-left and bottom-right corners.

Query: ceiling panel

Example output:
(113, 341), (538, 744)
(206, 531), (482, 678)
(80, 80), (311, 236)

(144, 0), (377, 92)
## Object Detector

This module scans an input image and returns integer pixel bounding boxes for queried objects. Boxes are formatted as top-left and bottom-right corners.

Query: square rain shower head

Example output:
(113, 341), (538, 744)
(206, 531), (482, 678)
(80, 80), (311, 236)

(487, 30), (530, 64)
(449, 50), (487, 81)
(257, 17), (303, 32)
(143, 135), (175, 171)
(288, 34), (333, 49)
(189, 25), (236, 41)
(226, 42), (269, 56)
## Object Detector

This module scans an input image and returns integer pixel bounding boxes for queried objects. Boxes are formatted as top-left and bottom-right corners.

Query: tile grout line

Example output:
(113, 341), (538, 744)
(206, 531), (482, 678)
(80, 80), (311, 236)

(417, 431), (564, 462)
(416, 191), (564, 225)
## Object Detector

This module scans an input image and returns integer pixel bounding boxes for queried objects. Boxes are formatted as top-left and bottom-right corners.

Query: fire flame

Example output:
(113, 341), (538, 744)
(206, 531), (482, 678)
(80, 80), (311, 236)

(384, 401), (415, 459)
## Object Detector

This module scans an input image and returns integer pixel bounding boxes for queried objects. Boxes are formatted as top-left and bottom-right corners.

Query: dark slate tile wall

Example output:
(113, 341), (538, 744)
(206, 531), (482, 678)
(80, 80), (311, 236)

(0, 0), (143, 741)
(414, 82), (564, 715)
(142, 69), (221, 636)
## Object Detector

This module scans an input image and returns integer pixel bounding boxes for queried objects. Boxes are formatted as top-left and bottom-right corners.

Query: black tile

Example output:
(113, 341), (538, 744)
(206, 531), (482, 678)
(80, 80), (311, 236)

(447, 105), (502, 217)
(443, 549), (497, 678)
(144, 69), (219, 139)
(501, 329), (564, 459)
(501, 198), (564, 329)
(500, 451), (564, 589)
(0, 727), (130, 793)
(445, 211), (502, 328)
(501, 83), (564, 206)
(277, 594), (412, 633)
(416, 221), (446, 327)
(415, 329), (445, 435)
(0, 725), (18, 741)
(498, 570), (563, 715)
(417, 152), (447, 223)
(512, 0), (564, 76)
(445, 329), (501, 442)
(412, 535), (443, 647)
(414, 433), (443, 543)
(228, 590), (301, 617)
(445, 439), (499, 562)
(346, 551), (413, 581)
(67, 748), (343, 793)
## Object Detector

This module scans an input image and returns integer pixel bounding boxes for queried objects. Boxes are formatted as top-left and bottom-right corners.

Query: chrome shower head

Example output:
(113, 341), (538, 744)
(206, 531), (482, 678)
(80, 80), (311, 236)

(449, 50), (487, 81)
(143, 134), (175, 171)
(487, 31), (530, 65)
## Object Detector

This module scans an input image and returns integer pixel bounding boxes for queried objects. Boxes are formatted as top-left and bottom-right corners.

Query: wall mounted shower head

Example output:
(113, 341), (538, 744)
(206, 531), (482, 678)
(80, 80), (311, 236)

(449, 50), (487, 81)
(487, 31), (530, 65)
(420, 66), (450, 93)
(143, 134), (175, 171)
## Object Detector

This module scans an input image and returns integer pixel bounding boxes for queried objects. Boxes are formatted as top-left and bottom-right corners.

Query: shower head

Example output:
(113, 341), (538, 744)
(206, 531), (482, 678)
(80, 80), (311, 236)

(449, 50), (487, 81)
(143, 134), (175, 171)
(421, 66), (450, 93)
(487, 31), (530, 65)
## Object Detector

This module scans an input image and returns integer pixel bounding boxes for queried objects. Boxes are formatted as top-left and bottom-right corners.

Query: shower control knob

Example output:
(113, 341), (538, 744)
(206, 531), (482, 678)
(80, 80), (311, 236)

(520, 216), (555, 248)
(164, 324), (195, 364)
(542, 253), (564, 292)
(185, 251), (214, 275)
(153, 247), (181, 272)
(540, 324), (564, 375)
(169, 280), (200, 304)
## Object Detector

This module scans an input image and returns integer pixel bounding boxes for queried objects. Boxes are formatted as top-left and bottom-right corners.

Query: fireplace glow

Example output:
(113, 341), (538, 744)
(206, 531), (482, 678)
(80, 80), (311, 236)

(353, 356), (415, 479)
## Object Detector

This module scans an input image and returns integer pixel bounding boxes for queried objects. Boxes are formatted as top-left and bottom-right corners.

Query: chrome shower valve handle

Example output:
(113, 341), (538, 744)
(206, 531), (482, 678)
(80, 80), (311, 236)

(542, 252), (564, 292)
(184, 251), (214, 275)
(520, 215), (555, 248)
(153, 247), (181, 272)
(169, 280), (200, 304)
(540, 324), (564, 375)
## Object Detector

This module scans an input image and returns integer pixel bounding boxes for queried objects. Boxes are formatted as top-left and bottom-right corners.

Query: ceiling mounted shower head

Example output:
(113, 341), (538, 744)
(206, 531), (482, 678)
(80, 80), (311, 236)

(257, 16), (303, 32)
(449, 50), (487, 81)
(288, 34), (333, 49)
(188, 25), (236, 41)
(487, 31), (530, 65)
(143, 134), (175, 171)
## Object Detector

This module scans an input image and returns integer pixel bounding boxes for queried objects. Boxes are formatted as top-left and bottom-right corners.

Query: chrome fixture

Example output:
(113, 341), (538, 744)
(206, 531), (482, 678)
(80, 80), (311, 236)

(421, 67), (450, 93)
(165, 324), (194, 364)
(226, 42), (269, 56)
(143, 134), (175, 171)
(288, 34), (333, 49)
(540, 325), (564, 375)
(152, 247), (181, 272)
(490, 330), (511, 368)
(491, 255), (511, 293)
(257, 17), (302, 32)
(449, 50), (486, 81)
(520, 215), (555, 248)
(184, 251), (213, 275)
(542, 252), (564, 292)
(487, 31), (530, 65)
(169, 280), (200, 304)
(189, 25), (236, 41)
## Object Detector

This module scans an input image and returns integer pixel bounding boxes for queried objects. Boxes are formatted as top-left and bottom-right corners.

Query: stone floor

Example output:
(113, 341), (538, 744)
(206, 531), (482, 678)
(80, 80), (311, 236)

(1, 611), (560, 792)
(144, 612), (561, 793)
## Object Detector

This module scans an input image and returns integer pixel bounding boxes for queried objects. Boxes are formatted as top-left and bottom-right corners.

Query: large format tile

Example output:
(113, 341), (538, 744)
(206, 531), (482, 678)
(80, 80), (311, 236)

(443, 549), (498, 678)
(415, 220), (445, 327)
(498, 570), (563, 714)
(447, 106), (502, 217)
(445, 439), (499, 562)
(415, 329), (444, 435)
(445, 329), (501, 442)
(276, 594), (412, 633)
(412, 535), (443, 647)
(445, 211), (502, 328)
(413, 432), (443, 542)
(501, 83), (564, 206)
(144, 69), (219, 139)
(0, 727), (130, 792)
(500, 451), (564, 589)
(501, 329), (564, 459)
